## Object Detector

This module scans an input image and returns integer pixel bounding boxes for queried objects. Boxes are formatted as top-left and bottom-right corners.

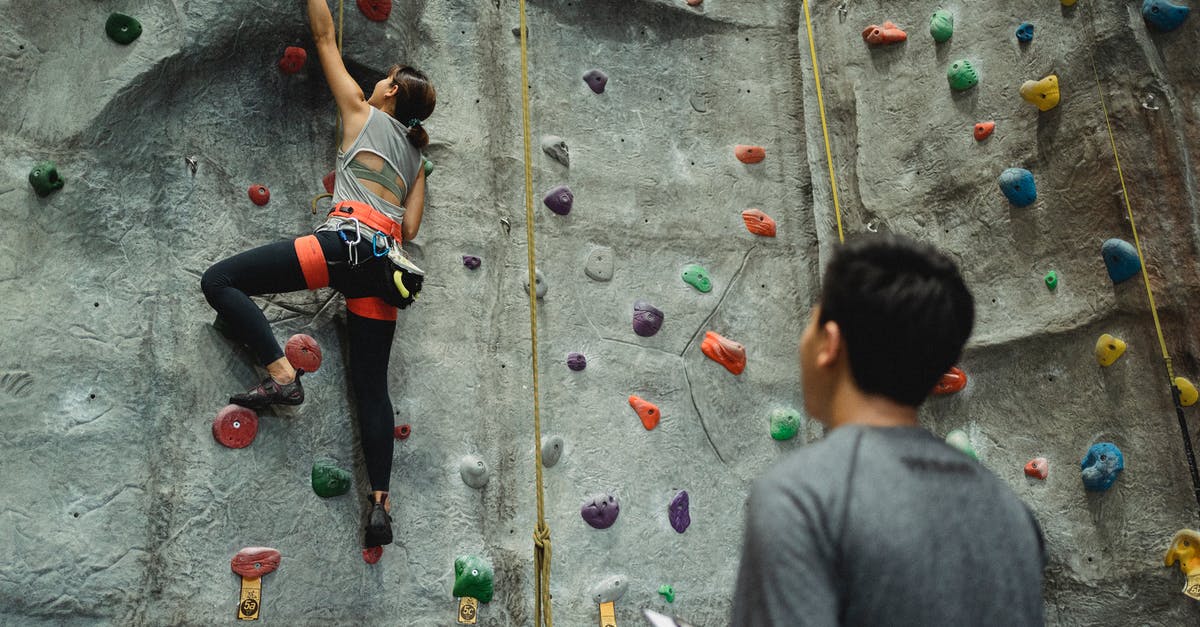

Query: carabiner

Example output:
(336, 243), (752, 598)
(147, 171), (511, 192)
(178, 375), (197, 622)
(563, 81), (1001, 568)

(372, 232), (391, 257)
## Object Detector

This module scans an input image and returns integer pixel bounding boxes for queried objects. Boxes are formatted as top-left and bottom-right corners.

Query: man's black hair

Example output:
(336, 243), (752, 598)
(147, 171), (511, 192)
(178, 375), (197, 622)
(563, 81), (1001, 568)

(818, 233), (975, 406)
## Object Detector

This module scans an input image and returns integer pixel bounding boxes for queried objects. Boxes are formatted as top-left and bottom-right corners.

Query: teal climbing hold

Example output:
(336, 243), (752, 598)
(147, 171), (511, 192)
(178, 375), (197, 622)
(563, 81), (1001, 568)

(423, 157), (434, 177)
(1101, 238), (1141, 283)
(453, 555), (495, 603)
(998, 168), (1036, 207)
(28, 161), (64, 197)
(929, 10), (953, 43)
(1044, 270), (1058, 291)
(769, 408), (801, 441)
(947, 59), (978, 91)
(681, 264), (712, 293)
(311, 459), (351, 497)
(1142, 0), (1190, 32)
(105, 13), (142, 45)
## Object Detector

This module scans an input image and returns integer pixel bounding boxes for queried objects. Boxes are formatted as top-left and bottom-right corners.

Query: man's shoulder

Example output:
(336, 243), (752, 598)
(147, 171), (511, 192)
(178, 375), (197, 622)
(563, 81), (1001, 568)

(752, 426), (865, 502)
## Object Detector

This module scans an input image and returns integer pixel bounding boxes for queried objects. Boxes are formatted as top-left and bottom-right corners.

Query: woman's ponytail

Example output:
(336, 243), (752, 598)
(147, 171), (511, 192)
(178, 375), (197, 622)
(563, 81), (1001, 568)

(389, 65), (436, 149)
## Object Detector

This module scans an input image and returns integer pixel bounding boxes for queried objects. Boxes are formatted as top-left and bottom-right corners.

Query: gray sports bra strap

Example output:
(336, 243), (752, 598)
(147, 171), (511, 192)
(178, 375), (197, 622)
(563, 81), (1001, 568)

(347, 158), (407, 204)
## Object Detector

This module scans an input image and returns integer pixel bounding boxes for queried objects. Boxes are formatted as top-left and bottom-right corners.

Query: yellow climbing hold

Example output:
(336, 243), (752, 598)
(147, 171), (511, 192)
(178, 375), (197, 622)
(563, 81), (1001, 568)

(1175, 377), (1198, 407)
(1020, 75), (1060, 111)
(1061, 0), (1077, 6)
(1094, 333), (1126, 367)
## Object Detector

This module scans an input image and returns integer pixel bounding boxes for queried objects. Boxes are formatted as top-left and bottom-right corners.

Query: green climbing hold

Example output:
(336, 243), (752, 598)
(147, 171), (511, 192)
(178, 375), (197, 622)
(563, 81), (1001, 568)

(1044, 270), (1058, 291)
(658, 584), (675, 603)
(945, 429), (978, 459)
(28, 161), (64, 197)
(453, 555), (494, 603)
(769, 408), (802, 441)
(311, 459), (351, 497)
(681, 264), (712, 293)
(105, 13), (142, 45)
(930, 10), (954, 43)
(947, 59), (978, 91)
(423, 157), (434, 177)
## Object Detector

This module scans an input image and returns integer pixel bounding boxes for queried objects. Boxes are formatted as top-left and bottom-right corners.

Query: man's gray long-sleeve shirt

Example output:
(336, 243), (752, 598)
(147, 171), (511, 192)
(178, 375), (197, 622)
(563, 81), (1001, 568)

(732, 425), (1045, 626)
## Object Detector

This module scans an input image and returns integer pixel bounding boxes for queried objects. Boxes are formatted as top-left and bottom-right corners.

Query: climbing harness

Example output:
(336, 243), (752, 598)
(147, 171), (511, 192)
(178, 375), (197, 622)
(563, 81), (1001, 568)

(313, 200), (424, 309)
(517, 0), (553, 623)
(802, 0), (845, 244)
(1085, 9), (1200, 517)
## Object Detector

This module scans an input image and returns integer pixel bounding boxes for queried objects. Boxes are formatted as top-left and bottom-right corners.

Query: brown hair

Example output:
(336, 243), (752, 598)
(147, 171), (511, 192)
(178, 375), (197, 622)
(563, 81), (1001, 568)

(388, 65), (436, 149)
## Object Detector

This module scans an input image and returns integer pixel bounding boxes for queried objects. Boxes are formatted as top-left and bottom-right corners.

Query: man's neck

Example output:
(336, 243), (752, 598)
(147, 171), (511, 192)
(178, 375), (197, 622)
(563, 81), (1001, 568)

(824, 382), (920, 430)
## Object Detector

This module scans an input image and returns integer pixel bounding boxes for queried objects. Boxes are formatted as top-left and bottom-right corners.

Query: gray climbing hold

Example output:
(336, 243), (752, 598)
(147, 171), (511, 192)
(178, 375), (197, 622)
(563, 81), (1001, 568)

(690, 94), (707, 113)
(459, 455), (490, 489)
(540, 135), (569, 167)
(584, 247), (613, 282)
(591, 574), (628, 604)
(543, 185), (574, 215)
(523, 268), (547, 298)
(541, 435), (564, 468)
(583, 69), (608, 94)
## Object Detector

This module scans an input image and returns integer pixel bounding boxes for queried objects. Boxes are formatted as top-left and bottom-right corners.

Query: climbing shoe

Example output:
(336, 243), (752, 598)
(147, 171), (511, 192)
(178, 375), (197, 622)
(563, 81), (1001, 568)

(364, 495), (394, 547)
(229, 370), (305, 410)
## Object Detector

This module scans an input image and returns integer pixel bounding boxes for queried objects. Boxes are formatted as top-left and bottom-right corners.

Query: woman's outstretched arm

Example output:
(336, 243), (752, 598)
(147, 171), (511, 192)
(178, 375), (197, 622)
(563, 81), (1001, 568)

(308, 0), (369, 147)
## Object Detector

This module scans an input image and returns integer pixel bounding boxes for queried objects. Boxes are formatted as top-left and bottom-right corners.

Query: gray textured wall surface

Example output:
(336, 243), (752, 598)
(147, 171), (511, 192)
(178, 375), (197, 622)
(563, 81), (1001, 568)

(1, 0), (1199, 625)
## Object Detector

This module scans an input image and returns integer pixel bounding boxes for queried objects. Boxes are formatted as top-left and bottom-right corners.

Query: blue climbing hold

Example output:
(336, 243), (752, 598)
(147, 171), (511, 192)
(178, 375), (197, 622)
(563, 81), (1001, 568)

(998, 168), (1036, 207)
(1142, 0), (1190, 32)
(1080, 442), (1124, 492)
(1101, 238), (1141, 283)
(1015, 22), (1034, 42)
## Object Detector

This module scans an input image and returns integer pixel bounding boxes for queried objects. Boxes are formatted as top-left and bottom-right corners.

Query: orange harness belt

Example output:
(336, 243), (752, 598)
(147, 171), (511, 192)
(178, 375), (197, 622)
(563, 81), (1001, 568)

(293, 200), (401, 322)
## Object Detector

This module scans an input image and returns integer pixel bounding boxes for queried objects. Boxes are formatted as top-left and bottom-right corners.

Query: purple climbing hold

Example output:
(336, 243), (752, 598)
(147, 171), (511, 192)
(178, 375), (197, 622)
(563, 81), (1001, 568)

(567, 352), (587, 371)
(583, 69), (608, 94)
(543, 185), (574, 215)
(668, 490), (691, 533)
(463, 255), (481, 270)
(632, 300), (664, 337)
(581, 493), (620, 529)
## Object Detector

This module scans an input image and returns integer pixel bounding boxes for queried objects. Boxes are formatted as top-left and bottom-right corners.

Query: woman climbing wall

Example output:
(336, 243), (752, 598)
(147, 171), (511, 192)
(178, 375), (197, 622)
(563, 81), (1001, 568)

(200, 0), (436, 549)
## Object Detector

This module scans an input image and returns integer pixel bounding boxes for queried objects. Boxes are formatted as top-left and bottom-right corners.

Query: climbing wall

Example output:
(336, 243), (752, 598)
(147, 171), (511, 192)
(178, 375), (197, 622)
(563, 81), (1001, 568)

(2, 0), (1199, 625)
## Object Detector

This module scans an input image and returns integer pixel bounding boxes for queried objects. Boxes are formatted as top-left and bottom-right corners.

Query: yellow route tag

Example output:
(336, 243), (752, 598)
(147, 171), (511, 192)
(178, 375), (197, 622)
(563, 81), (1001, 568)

(1184, 573), (1200, 600)
(457, 596), (479, 624)
(598, 600), (616, 627)
(237, 576), (262, 620)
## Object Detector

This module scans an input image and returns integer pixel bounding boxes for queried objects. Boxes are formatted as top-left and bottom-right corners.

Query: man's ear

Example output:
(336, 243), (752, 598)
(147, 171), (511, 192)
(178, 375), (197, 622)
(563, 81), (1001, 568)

(816, 320), (842, 368)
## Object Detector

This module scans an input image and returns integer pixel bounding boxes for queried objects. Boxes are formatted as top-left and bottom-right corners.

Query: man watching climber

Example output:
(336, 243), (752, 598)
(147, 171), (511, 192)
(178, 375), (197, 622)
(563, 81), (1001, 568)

(732, 234), (1046, 626)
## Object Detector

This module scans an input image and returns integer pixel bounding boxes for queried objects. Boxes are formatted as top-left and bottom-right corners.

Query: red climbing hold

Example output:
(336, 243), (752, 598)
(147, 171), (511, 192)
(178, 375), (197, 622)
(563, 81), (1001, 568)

(285, 334), (322, 373)
(735, 145), (766, 164)
(686, 0), (702, 5)
(394, 424), (411, 440)
(248, 184), (270, 206)
(701, 331), (747, 375)
(356, 0), (391, 21)
(1024, 457), (1049, 480)
(363, 545), (383, 564)
(862, 21), (908, 45)
(742, 209), (777, 237)
(932, 367), (967, 395)
(973, 121), (995, 141)
(231, 547), (281, 578)
(322, 170), (336, 194)
(279, 46), (307, 74)
(628, 395), (661, 430)
(213, 404), (259, 449)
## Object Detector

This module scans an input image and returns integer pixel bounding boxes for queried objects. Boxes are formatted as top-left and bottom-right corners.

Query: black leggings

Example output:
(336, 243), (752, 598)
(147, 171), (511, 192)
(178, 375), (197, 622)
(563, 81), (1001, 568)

(201, 231), (397, 492)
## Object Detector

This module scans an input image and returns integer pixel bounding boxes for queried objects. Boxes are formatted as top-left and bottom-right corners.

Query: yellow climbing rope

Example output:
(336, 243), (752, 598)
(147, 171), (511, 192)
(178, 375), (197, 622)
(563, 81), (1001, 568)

(801, 0), (845, 244)
(1085, 9), (1200, 514)
(517, 0), (554, 624)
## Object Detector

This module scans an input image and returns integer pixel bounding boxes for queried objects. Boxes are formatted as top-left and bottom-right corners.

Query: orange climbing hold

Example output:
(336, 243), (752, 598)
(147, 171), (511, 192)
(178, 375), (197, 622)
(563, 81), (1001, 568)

(862, 21), (908, 45)
(932, 366), (967, 395)
(735, 145), (766, 164)
(1024, 457), (1049, 480)
(742, 209), (777, 237)
(701, 331), (747, 375)
(973, 121), (995, 141)
(628, 395), (661, 430)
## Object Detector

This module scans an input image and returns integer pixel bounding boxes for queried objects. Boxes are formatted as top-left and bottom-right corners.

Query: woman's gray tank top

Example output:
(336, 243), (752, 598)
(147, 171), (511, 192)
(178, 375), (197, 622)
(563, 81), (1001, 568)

(330, 106), (423, 225)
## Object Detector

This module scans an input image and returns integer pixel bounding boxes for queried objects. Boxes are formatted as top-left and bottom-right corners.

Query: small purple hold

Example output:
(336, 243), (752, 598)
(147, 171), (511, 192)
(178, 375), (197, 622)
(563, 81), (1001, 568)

(583, 69), (608, 94)
(543, 185), (574, 215)
(463, 255), (482, 270)
(632, 300), (664, 337)
(581, 493), (620, 529)
(668, 490), (690, 533)
(567, 352), (587, 371)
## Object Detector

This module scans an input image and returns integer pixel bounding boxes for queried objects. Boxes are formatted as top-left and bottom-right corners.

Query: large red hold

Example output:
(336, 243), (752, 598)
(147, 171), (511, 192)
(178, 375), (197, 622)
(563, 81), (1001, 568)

(213, 405), (258, 449)
(278, 46), (307, 74)
(357, 0), (392, 21)
(248, 184), (270, 206)
(363, 546), (383, 564)
(231, 547), (281, 578)
(285, 334), (322, 373)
